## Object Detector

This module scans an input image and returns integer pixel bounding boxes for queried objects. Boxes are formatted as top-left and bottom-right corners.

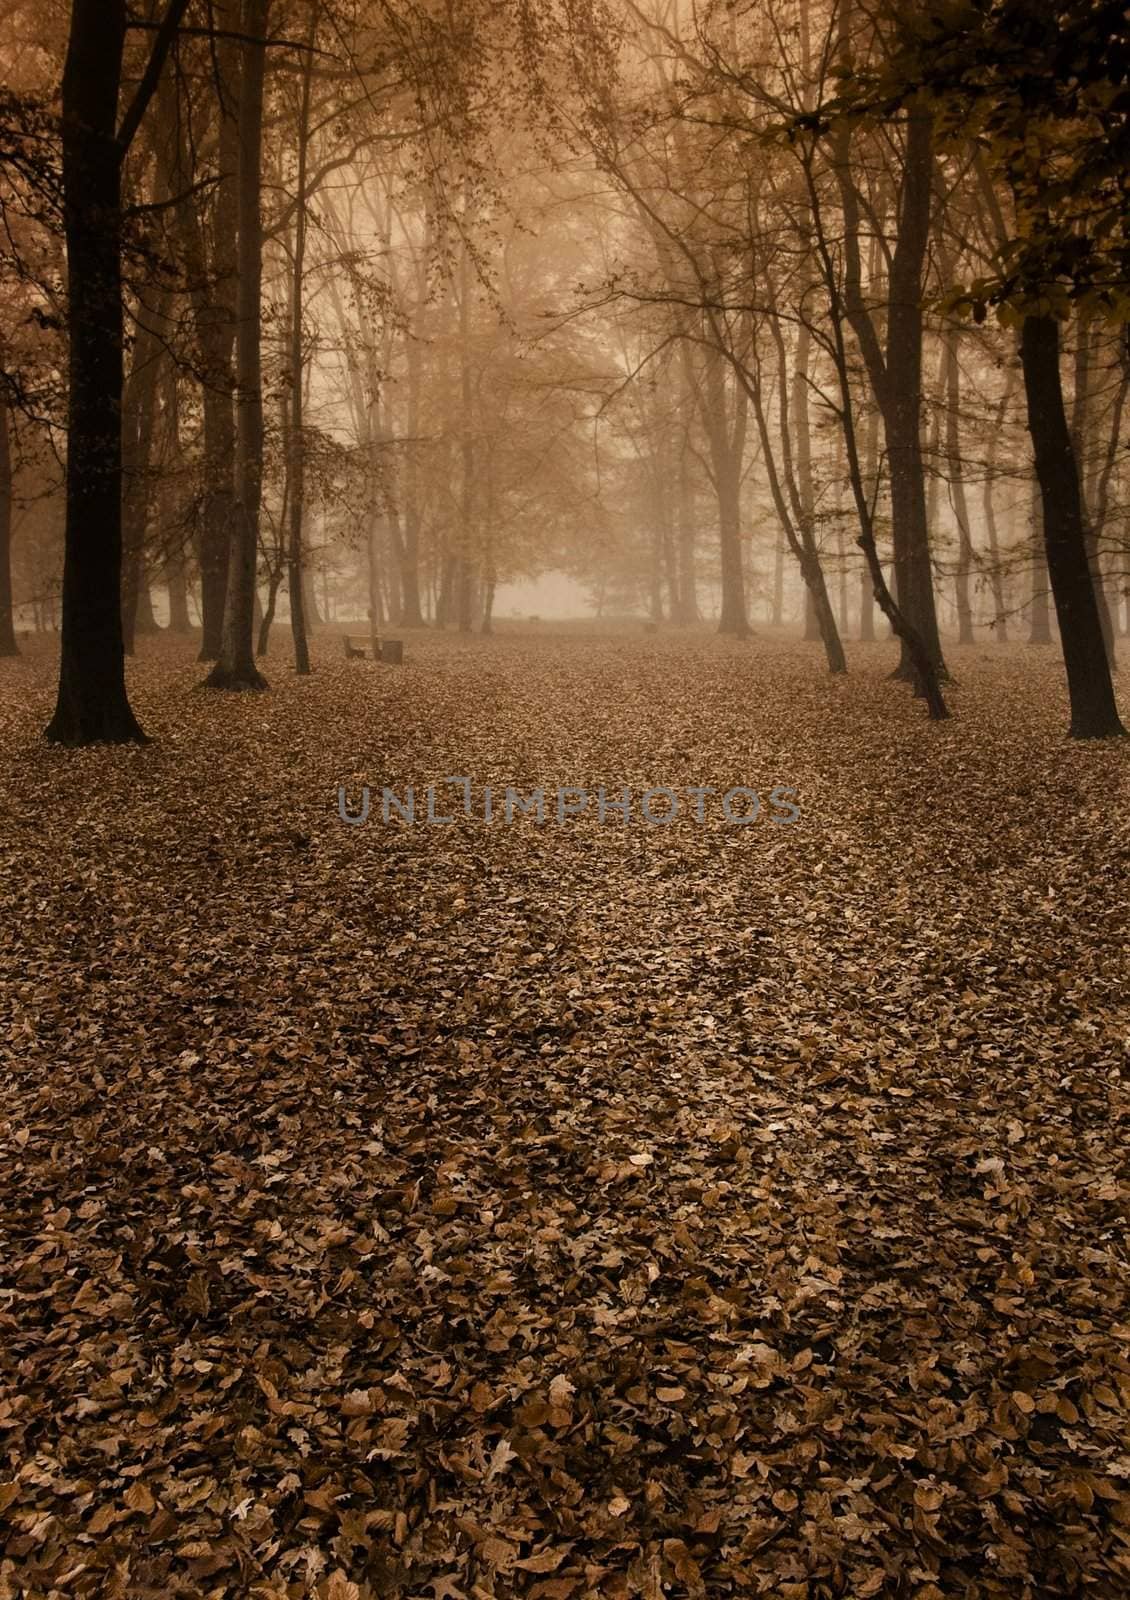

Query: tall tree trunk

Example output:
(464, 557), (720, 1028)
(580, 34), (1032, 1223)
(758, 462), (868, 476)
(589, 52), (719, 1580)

(794, 322), (823, 642)
(46, 0), (147, 744)
(1028, 487), (1052, 644)
(156, 355), (192, 634)
(481, 447), (497, 636)
(303, 564), (322, 628)
(0, 392), (18, 655)
(858, 404), (879, 640)
(982, 377), (1012, 640)
(1020, 314), (1123, 737)
(286, 0), (317, 676)
(743, 316), (845, 671)
(160, 26), (238, 662)
(401, 326), (425, 626)
(1071, 316), (1117, 668)
(884, 107), (943, 675)
(702, 341), (750, 637)
(257, 568), (281, 655)
(674, 409), (698, 624)
(833, 12), (944, 679)
(121, 292), (169, 654)
(771, 524), (784, 627)
(206, 0), (268, 691)
(805, 139), (946, 715)
(943, 328), (976, 645)
(166, 544), (191, 633)
(134, 572), (160, 636)
(367, 515), (384, 639)
(457, 234), (475, 635)
(802, 587), (819, 639)
(647, 457), (665, 623)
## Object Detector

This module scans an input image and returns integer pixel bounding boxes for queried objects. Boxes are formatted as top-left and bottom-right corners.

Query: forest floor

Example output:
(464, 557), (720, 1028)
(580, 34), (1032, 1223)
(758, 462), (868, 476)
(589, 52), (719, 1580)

(1, 628), (1128, 1600)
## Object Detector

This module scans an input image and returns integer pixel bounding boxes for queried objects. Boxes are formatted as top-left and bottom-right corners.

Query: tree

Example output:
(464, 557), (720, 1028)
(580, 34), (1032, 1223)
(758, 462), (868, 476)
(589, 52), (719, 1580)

(158, 17), (240, 663)
(826, 0), (1126, 736)
(205, 0), (269, 691)
(45, 0), (189, 745)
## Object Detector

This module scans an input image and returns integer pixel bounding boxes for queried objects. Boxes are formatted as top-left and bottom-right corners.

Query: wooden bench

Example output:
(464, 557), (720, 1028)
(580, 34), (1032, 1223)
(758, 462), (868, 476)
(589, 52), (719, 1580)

(343, 635), (404, 664)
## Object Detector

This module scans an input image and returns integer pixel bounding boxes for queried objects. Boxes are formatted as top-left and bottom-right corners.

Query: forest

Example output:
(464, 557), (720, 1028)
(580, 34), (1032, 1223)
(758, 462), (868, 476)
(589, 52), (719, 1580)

(0, 1), (1128, 1597)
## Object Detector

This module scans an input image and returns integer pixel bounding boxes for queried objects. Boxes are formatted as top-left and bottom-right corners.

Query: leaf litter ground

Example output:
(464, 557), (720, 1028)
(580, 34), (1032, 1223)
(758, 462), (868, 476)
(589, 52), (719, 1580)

(0, 630), (1128, 1600)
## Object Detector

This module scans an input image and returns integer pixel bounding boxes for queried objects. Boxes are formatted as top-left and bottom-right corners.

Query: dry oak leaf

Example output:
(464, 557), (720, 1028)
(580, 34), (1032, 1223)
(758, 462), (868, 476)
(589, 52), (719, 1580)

(123, 1481), (155, 1515)
(321, 1576), (362, 1600)
(548, 1374), (576, 1409)
(514, 1546), (571, 1574)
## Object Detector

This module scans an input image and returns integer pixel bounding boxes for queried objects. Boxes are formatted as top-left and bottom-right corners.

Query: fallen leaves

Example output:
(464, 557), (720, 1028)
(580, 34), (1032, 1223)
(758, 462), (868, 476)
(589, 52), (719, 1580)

(0, 632), (1128, 1598)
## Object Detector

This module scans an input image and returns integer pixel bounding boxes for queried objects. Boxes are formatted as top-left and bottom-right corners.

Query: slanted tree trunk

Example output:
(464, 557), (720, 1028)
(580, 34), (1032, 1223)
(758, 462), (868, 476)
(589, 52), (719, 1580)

(833, 17), (944, 679)
(0, 392), (18, 656)
(743, 315), (846, 671)
(806, 137), (946, 715)
(47, 1), (147, 743)
(1020, 313), (1123, 738)
(258, 566), (281, 655)
(205, 0), (268, 692)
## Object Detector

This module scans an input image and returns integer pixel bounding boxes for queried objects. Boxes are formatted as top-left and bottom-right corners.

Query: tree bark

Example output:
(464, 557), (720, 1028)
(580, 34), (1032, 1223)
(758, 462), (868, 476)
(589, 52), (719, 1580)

(805, 139), (946, 715)
(744, 315), (845, 671)
(883, 107), (944, 675)
(858, 404), (879, 640)
(160, 23), (239, 662)
(1071, 316), (1117, 668)
(286, 0), (318, 676)
(0, 392), (18, 655)
(702, 341), (750, 637)
(981, 377), (1012, 640)
(457, 229), (475, 635)
(46, 0), (148, 744)
(673, 365), (698, 624)
(1028, 487), (1052, 644)
(943, 328), (976, 644)
(832, 17), (944, 678)
(121, 292), (170, 654)
(1020, 313), (1124, 737)
(401, 324), (425, 626)
(165, 543), (192, 633)
(205, 0), (268, 691)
